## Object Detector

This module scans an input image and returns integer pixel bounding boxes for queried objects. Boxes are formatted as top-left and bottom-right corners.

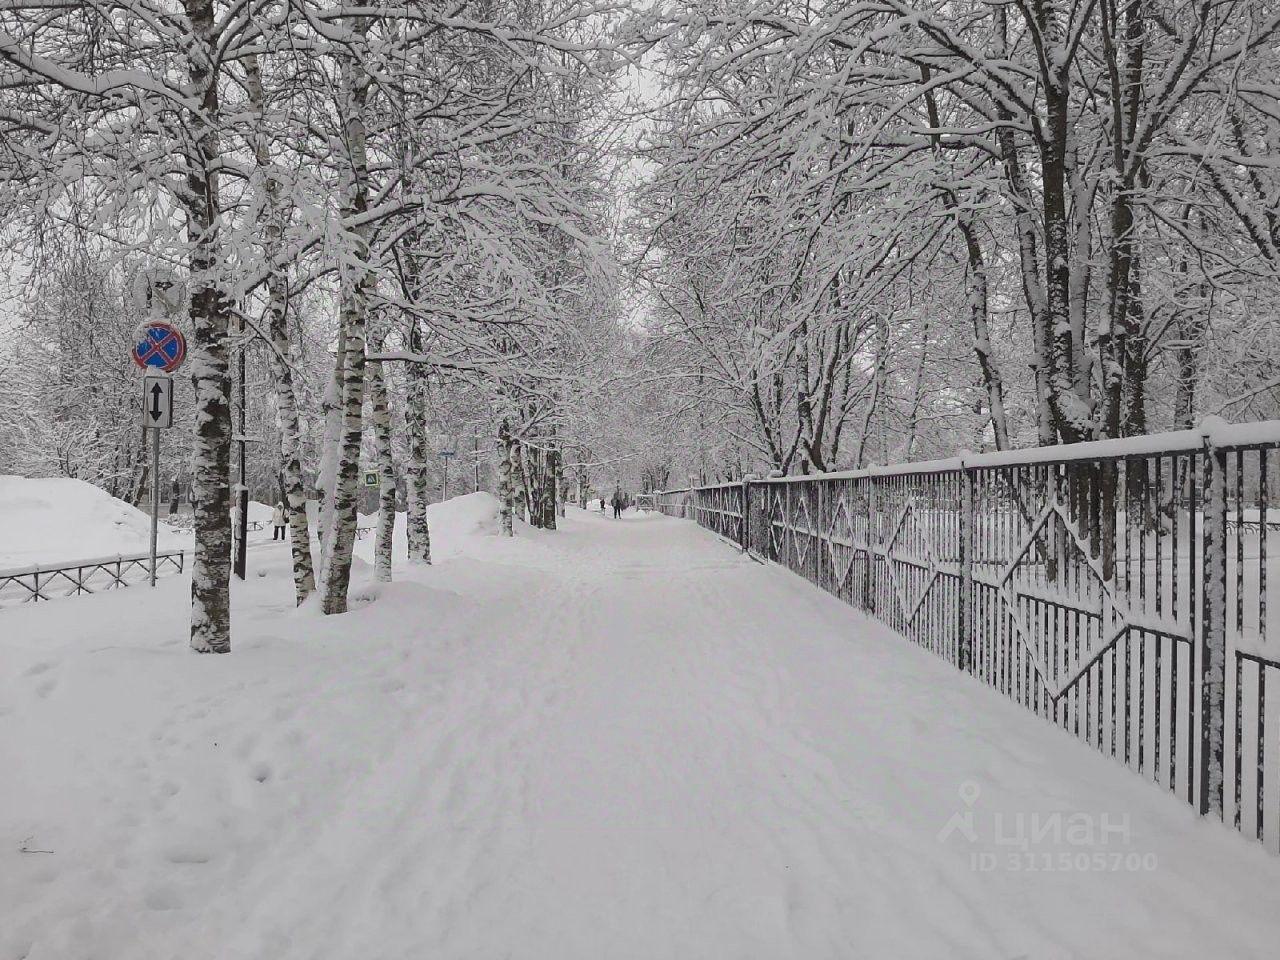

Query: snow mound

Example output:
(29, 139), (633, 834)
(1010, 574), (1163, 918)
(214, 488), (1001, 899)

(246, 500), (277, 523)
(0, 475), (185, 569)
(353, 492), (504, 566)
(425, 491), (503, 538)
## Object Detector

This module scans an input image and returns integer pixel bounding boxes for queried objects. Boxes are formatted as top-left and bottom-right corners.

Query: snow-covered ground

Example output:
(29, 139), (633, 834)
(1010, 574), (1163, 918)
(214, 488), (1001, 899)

(3, 497), (1280, 958)
(0, 475), (187, 568)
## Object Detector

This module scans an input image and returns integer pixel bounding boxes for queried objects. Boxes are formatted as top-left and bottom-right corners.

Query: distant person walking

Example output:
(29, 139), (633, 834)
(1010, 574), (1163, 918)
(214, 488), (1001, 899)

(611, 486), (623, 520)
(272, 501), (287, 541)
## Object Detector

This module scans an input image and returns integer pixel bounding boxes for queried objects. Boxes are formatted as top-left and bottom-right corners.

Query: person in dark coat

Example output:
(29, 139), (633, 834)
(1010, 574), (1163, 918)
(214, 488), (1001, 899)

(611, 486), (623, 519)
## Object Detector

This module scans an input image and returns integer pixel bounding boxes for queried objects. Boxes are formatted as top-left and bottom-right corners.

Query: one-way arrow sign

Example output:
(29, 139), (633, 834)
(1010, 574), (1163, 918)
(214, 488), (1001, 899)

(142, 375), (174, 429)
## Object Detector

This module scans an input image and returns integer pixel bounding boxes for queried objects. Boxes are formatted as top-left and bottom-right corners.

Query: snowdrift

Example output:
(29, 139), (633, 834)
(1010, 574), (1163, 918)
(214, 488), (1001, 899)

(425, 490), (503, 538)
(354, 491), (504, 565)
(0, 475), (186, 569)
(246, 500), (276, 524)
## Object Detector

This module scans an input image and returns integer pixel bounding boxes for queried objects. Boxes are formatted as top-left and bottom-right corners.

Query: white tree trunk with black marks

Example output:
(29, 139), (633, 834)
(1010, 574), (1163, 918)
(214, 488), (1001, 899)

(320, 36), (372, 615)
(499, 420), (515, 537)
(316, 322), (346, 581)
(369, 355), (396, 583)
(514, 437), (532, 524)
(246, 52), (315, 605)
(404, 344), (432, 563)
(184, 0), (232, 654)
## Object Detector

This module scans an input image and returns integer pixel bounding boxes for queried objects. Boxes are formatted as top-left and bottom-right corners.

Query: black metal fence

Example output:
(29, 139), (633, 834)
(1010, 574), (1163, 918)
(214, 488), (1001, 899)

(0, 550), (187, 607)
(658, 422), (1280, 853)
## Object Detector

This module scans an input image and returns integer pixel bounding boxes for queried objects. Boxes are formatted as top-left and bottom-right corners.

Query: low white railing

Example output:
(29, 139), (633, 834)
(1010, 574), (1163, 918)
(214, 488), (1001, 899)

(0, 550), (186, 607)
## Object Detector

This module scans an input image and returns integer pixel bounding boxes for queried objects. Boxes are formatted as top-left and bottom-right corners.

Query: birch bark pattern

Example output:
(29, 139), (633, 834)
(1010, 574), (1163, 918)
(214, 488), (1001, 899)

(404, 338), (432, 563)
(316, 322), (346, 580)
(246, 53), (315, 605)
(320, 35), (372, 615)
(369, 355), (396, 583)
(1200, 441), (1228, 816)
(499, 420), (514, 537)
(184, 0), (232, 654)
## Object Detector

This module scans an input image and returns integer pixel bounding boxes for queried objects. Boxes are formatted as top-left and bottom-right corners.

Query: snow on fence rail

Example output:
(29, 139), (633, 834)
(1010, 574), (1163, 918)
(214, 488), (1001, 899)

(657, 419), (1280, 854)
(0, 550), (186, 607)
(0, 523), (376, 609)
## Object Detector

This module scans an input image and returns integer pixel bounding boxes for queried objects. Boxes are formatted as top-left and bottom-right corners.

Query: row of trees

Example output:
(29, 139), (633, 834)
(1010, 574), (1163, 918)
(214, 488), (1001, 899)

(631, 0), (1280, 477)
(0, 0), (637, 652)
(7, 0), (1280, 646)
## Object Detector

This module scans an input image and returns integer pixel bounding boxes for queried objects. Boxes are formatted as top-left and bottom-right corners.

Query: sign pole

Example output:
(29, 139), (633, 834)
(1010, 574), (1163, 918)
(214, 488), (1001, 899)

(437, 450), (456, 502)
(149, 425), (161, 586)
(132, 309), (184, 589)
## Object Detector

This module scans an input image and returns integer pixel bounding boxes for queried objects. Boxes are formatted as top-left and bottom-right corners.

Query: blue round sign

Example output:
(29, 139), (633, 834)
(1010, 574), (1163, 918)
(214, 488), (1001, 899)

(132, 322), (186, 373)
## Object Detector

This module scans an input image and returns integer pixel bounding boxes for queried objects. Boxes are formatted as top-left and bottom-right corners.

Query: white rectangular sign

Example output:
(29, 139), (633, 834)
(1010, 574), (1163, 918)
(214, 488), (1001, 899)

(142, 375), (173, 429)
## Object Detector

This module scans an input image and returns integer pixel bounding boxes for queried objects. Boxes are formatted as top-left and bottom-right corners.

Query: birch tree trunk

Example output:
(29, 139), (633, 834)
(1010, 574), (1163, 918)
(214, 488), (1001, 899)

(320, 37), (372, 615)
(554, 448), (565, 518)
(320, 299), (368, 614)
(185, 0), (232, 654)
(246, 53), (315, 605)
(316, 323), (346, 579)
(515, 438), (532, 523)
(369, 355), (396, 583)
(404, 341), (432, 563)
(499, 419), (515, 536)
(545, 447), (560, 528)
(267, 295), (316, 604)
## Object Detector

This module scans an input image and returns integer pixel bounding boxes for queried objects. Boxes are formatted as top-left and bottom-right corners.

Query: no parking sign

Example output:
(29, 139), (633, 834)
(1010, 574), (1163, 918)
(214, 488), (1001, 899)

(132, 321), (185, 589)
(132, 322), (187, 373)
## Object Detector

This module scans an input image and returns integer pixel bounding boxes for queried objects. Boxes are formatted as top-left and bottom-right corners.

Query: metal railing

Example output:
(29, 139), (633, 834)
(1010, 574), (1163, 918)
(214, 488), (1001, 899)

(658, 421), (1280, 853)
(0, 550), (186, 607)
(2, 524), (376, 609)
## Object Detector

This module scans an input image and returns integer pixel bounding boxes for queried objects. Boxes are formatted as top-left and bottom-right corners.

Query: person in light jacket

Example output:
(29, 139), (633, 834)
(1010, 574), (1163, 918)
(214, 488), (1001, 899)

(272, 502), (287, 541)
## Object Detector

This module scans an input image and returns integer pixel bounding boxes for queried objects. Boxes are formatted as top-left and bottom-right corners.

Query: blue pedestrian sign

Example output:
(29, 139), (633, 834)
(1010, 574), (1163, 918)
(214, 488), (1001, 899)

(132, 322), (187, 373)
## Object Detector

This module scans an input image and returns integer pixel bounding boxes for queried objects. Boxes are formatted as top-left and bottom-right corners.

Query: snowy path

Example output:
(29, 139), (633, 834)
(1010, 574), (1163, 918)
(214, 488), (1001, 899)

(4, 502), (1280, 958)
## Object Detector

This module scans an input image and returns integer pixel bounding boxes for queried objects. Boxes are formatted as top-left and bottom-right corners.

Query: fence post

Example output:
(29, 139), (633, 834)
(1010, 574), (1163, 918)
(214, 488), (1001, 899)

(865, 476), (876, 615)
(741, 478), (751, 552)
(817, 477), (825, 589)
(784, 481), (791, 567)
(1200, 434), (1228, 818)
(959, 464), (973, 672)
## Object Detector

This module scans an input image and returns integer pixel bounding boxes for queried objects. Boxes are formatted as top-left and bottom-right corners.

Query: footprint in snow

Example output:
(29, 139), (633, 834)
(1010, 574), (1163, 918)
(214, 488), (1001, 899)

(144, 887), (182, 911)
(164, 845), (212, 865)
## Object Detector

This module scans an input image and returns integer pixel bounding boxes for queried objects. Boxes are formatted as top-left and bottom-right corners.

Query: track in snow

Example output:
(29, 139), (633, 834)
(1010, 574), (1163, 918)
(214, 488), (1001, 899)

(4, 505), (1280, 959)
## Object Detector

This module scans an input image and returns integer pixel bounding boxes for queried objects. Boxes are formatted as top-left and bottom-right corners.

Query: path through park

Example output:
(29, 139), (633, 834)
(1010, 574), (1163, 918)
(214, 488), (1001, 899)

(4, 500), (1280, 958)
